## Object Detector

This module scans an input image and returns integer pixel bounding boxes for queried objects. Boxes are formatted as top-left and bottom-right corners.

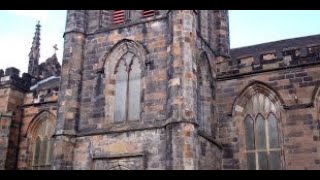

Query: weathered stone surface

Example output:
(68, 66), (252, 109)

(38, 54), (61, 80)
(1, 10), (320, 170)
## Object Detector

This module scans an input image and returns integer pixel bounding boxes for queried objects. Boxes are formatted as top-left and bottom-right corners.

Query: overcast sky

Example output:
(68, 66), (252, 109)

(1, 10), (320, 74)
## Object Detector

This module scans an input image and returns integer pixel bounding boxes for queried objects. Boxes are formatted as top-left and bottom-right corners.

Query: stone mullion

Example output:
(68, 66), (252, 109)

(125, 64), (130, 122)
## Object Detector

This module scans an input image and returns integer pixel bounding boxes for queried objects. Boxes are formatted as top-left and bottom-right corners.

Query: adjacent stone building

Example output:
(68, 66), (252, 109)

(0, 21), (61, 170)
(1, 10), (320, 170)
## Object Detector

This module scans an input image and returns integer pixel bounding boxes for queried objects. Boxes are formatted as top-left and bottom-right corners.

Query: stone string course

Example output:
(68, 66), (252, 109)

(0, 10), (319, 170)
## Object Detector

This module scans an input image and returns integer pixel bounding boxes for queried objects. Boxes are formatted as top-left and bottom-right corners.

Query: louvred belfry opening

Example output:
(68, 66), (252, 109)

(113, 10), (125, 24)
(142, 10), (155, 18)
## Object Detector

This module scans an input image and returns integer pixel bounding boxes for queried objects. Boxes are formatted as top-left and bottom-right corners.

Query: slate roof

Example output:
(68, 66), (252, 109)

(230, 34), (320, 61)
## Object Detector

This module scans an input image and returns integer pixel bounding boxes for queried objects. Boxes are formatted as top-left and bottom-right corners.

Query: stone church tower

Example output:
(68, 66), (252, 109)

(2, 10), (320, 170)
(52, 10), (229, 170)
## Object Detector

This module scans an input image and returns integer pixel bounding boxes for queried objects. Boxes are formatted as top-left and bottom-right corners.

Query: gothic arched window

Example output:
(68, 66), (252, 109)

(114, 52), (141, 122)
(28, 112), (56, 170)
(244, 93), (282, 170)
(196, 53), (215, 134)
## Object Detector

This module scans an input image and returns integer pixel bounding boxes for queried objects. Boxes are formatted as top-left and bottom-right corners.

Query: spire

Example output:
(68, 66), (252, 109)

(28, 21), (41, 78)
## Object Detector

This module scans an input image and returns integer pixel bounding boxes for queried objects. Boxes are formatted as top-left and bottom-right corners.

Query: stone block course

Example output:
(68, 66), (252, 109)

(1, 10), (320, 170)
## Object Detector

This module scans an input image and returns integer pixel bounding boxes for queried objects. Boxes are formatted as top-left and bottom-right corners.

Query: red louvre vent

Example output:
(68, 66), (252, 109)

(142, 10), (155, 18)
(113, 10), (125, 24)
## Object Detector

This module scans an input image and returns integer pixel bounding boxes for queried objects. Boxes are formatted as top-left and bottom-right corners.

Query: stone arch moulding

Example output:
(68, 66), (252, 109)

(98, 39), (148, 71)
(195, 50), (216, 131)
(231, 80), (285, 117)
(311, 84), (320, 109)
(26, 110), (56, 139)
(195, 50), (215, 86)
(311, 84), (320, 137)
(195, 50), (214, 73)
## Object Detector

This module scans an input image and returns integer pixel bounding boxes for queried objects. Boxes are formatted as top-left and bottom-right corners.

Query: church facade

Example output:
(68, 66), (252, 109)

(1, 10), (320, 170)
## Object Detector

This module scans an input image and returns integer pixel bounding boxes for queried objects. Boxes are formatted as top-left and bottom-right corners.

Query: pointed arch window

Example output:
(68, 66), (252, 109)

(114, 52), (141, 122)
(244, 93), (282, 170)
(196, 53), (215, 134)
(29, 112), (56, 170)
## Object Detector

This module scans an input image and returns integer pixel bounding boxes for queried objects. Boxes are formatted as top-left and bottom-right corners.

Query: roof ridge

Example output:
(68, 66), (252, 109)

(231, 34), (320, 50)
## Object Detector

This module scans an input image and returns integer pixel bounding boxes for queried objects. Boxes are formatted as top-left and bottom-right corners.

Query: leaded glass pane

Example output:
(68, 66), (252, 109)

(40, 138), (48, 166)
(128, 57), (141, 121)
(46, 139), (53, 166)
(269, 151), (281, 170)
(256, 114), (266, 149)
(245, 116), (254, 150)
(114, 60), (128, 122)
(268, 113), (280, 148)
(33, 137), (41, 166)
(258, 152), (268, 170)
(247, 153), (256, 170)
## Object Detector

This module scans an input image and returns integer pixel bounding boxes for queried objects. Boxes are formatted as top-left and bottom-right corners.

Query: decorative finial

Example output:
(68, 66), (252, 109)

(53, 44), (58, 54)
(36, 21), (41, 29)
